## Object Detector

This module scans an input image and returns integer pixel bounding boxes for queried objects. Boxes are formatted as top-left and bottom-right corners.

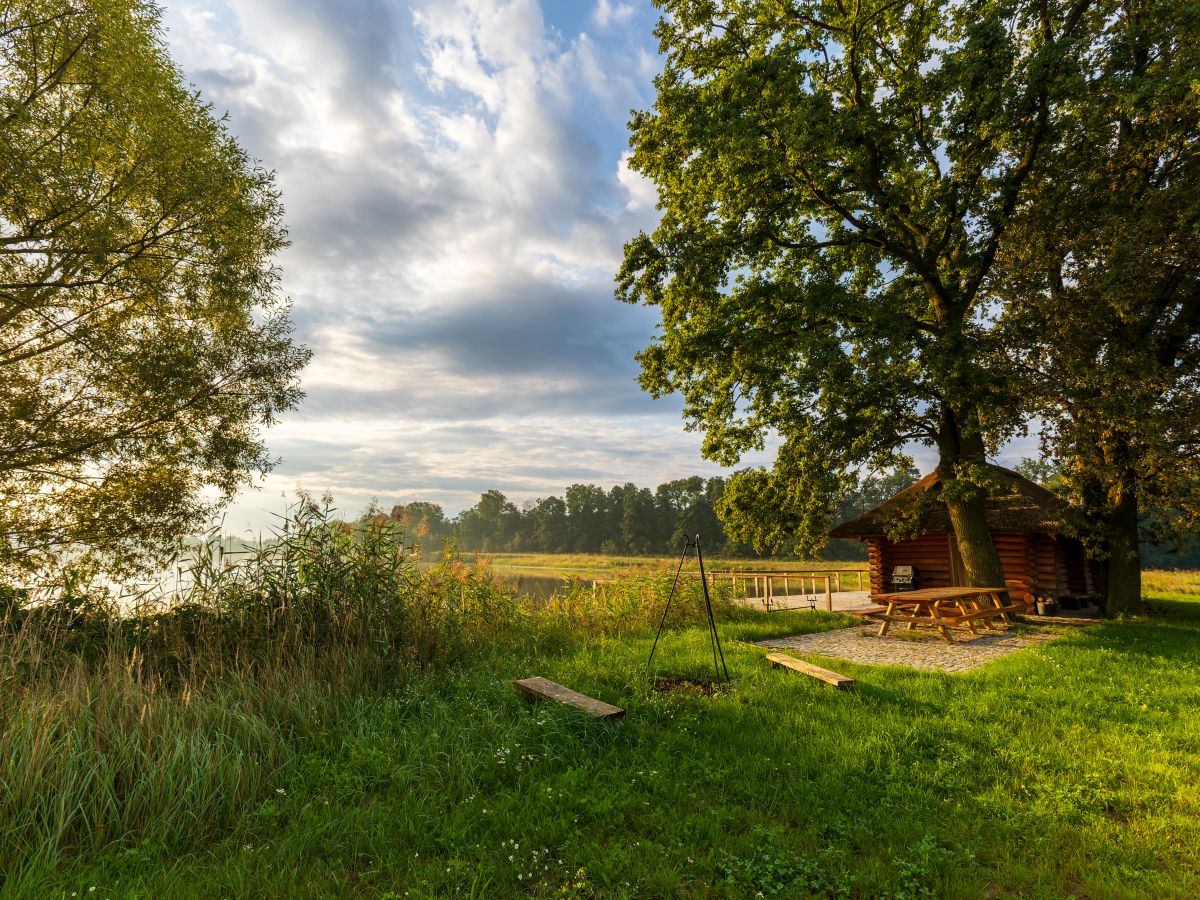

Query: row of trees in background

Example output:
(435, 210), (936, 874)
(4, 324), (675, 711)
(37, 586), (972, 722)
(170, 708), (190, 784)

(386, 468), (922, 558)
(384, 460), (1200, 565)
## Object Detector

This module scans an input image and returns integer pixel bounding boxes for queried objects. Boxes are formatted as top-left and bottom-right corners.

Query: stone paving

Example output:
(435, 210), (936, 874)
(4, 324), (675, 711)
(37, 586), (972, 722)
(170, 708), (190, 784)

(755, 618), (1098, 672)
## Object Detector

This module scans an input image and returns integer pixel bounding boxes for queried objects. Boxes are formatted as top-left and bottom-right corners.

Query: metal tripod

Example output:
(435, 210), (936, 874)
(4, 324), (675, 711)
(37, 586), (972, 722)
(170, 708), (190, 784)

(647, 534), (730, 684)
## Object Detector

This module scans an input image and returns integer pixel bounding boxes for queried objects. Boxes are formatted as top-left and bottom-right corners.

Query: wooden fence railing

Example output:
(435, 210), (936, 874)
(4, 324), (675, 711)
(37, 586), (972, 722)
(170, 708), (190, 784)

(705, 570), (866, 611)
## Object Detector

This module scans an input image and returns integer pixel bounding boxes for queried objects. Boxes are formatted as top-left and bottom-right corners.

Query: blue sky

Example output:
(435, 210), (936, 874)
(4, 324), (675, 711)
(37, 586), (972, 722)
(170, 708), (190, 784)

(158, 0), (979, 533)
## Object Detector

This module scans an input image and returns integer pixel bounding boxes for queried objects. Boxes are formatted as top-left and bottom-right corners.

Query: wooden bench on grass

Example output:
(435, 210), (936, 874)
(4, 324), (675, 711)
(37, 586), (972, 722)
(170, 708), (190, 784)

(513, 677), (625, 720)
(765, 652), (855, 690)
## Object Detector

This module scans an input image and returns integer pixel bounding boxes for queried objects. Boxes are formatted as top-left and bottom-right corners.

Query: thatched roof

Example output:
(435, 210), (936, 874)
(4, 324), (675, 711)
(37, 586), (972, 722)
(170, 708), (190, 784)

(829, 464), (1085, 539)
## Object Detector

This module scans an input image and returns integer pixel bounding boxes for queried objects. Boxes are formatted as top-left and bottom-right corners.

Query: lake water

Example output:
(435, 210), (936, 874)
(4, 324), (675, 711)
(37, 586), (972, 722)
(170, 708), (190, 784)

(489, 569), (603, 600)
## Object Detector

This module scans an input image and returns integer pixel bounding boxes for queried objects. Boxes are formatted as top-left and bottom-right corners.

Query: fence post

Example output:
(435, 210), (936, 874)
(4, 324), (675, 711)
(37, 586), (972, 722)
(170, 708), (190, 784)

(825, 576), (832, 611)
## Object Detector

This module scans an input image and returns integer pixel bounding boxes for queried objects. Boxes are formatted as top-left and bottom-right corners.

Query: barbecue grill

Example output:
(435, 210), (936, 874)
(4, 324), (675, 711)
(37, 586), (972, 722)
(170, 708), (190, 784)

(890, 565), (919, 591)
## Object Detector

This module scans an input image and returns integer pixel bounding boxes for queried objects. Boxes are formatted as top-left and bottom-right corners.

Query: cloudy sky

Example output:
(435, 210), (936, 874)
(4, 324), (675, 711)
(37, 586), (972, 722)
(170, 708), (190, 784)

(160, 0), (958, 532)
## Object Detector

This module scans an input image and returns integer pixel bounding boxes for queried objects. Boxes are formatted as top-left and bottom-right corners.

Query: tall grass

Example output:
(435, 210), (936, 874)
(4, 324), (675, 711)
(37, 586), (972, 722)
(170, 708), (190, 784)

(1143, 568), (1200, 596)
(0, 501), (739, 878)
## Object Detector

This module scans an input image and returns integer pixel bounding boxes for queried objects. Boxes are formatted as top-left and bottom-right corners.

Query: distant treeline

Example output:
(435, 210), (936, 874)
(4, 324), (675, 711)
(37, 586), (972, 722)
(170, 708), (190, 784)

(383, 469), (923, 560)
(382, 465), (1200, 567)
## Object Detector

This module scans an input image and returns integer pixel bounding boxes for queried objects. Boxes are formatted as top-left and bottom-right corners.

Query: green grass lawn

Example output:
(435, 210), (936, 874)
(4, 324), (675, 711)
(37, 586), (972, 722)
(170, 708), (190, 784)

(19, 581), (1200, 899)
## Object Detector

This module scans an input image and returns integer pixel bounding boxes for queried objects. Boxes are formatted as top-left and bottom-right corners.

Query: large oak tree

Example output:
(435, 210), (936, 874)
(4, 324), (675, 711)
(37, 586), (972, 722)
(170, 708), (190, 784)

(618, 0), (1097, 578)
(1, 0), (309, 577)
(998, 0), (1200, 614)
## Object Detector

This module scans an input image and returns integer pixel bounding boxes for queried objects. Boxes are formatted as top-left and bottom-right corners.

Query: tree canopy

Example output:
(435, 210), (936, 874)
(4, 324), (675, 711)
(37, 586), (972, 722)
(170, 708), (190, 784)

(618, 0), (1102, 583)
(0, 0), (309, 576)
(996, 0), (1200, 613)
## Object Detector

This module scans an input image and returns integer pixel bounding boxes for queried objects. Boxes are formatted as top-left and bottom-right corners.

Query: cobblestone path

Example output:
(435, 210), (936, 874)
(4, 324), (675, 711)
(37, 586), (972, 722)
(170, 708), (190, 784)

(755, 619), (1097, 672)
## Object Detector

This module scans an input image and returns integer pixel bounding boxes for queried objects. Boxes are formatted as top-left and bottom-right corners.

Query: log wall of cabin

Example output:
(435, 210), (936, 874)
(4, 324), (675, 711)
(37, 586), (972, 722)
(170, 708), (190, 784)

(1030, 533), (1062, 595)
(873, 534), (953, 591)
(867, 530), (1100, 602)
(866, 538), (886, 594)
(990, 531), (1037, 602)
(1031, 534), (1102, 598)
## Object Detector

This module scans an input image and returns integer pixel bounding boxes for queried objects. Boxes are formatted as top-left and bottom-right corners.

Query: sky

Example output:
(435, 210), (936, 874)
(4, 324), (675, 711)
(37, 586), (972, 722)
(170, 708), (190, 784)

(159, 0), (1008, 534)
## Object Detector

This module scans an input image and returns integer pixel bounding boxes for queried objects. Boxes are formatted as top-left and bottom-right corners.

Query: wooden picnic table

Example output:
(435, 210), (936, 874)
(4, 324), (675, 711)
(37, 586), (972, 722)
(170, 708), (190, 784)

(868, 586), (1024, 642)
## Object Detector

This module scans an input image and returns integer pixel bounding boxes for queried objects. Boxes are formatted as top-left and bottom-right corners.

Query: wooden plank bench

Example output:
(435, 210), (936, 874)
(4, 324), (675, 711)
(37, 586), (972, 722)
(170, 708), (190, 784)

(513, 677), (625, 720)
(766, 652), (855, 690)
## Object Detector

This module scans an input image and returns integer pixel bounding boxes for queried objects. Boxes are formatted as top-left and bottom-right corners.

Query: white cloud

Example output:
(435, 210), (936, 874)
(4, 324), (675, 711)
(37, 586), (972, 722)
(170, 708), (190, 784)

(157, 1), (690, 529)
(617, 149), (658, 212)
(160, 0), (1038, 533)
(593, 0), (636, 29)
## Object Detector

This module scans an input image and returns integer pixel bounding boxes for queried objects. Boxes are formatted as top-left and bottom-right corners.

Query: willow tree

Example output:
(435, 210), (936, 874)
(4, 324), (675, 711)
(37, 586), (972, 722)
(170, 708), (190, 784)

(618, 0), (1097, 578)
(1, 0), (309, 577)
(997, 0), (1200, 614)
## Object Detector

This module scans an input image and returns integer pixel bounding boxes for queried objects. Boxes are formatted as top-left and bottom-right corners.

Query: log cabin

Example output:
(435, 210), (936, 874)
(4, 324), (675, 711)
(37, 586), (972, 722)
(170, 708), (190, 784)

(830, 465), (1101, 609)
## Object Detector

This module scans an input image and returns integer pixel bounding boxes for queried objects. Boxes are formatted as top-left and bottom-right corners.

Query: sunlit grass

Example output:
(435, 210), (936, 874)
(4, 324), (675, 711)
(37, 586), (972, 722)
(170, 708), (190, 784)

(1142, 568), (1200, 596)
(483, 552), (869, 578)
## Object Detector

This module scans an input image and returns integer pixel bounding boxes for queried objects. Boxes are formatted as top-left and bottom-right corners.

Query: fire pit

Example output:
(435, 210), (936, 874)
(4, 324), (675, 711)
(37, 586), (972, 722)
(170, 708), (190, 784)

(652, 674), (722, 697)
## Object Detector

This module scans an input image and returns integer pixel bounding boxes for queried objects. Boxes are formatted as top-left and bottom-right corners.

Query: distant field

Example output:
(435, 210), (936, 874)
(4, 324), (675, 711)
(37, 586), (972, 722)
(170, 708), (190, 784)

(479, 552), (869, 579)
(1144, 569), (1200, 594)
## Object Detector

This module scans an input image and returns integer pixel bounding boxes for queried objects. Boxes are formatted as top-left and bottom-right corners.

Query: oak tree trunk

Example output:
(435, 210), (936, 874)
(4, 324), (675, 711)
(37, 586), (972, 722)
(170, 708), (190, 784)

(943, 489), (1008, 587)
(1101, 475), (1144, 616)
(937, 404), (1007, 588)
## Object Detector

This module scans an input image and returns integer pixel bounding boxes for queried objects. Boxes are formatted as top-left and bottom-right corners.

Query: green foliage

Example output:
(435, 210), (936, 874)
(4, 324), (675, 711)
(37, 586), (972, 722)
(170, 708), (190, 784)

(716, 827), (850, 897)
(995, 0), (1200, 611)
(426, 467), (914, 560)
(617, 0), (1103, 573)
(0, 0), (309, 577)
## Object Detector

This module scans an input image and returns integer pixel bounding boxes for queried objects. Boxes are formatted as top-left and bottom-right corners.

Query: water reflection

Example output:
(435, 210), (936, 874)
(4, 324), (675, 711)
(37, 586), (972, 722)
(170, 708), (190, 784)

(489, 569), (600, 600)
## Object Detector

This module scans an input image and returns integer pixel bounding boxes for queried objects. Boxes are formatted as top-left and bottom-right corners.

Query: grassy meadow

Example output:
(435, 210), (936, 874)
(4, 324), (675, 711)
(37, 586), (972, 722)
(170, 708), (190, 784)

(3, 529), (1200, 897)
(481, 553), (869, 579)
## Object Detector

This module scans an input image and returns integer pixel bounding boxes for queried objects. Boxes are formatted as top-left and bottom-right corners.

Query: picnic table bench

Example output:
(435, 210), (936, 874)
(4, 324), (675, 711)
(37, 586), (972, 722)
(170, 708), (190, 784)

(867, 587), (1026, 642)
